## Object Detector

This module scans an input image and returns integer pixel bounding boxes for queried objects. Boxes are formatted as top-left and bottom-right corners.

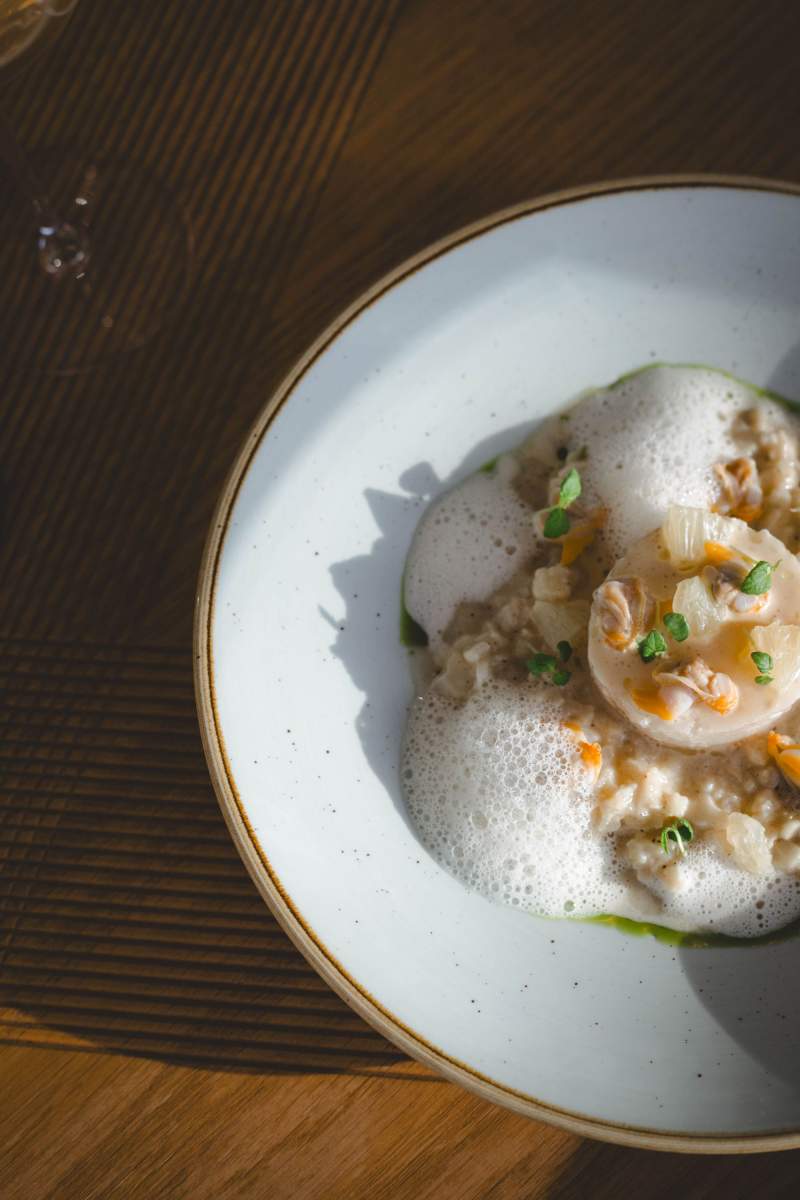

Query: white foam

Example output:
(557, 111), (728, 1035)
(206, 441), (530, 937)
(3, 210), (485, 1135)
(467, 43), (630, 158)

(531, 365), (782, 560)
(638, 836), (800, 939)
(403, 681), (800, 937)
(404, 463), (536, 656)
(404, 368), (786, 654)
(403, 680), (629, 917)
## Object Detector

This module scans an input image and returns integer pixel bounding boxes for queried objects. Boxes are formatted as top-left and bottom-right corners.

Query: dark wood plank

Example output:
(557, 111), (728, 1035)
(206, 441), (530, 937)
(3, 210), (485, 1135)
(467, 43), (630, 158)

(0, 0), (401, 644)
(0, 641), (403, 1081)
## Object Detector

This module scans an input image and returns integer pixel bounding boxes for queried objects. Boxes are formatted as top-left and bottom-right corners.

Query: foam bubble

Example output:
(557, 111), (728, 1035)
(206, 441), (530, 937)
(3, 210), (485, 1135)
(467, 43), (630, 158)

(403, 681), (800, 937)
(405, 367), (784, 652)
(638, 837), (800, 938)
(532, 365), (781, 560)
(404, 462), (536, 656)
(403, 680), (629, 917)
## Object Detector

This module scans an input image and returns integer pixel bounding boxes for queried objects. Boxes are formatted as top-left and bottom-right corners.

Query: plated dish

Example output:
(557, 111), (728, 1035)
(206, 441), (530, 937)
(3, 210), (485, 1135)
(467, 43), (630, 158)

(196, 178), (800, 1151)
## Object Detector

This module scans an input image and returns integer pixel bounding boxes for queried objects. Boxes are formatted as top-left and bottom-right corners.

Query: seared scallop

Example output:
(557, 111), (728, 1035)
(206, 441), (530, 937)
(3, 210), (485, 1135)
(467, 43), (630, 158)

(588, 508), (800, 748)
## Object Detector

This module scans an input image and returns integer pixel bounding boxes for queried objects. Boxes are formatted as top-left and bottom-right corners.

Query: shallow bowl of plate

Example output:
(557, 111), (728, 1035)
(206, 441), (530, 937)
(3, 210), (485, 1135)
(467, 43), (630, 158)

(195, 176), (800, 1152)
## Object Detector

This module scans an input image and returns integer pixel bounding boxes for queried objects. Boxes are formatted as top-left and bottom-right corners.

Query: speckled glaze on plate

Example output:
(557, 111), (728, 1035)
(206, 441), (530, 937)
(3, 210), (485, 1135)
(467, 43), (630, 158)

(195, 178), (800, 1153)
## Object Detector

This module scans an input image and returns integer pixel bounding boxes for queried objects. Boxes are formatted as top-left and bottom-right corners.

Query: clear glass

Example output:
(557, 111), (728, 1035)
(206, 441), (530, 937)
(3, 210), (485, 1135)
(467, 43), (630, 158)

(0, 0), (193, 374)
(0, 0), (77, 69)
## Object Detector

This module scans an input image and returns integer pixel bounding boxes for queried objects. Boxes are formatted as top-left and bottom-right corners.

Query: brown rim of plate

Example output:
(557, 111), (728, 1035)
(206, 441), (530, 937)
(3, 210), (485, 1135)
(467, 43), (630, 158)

(194, 175), (800, 1155)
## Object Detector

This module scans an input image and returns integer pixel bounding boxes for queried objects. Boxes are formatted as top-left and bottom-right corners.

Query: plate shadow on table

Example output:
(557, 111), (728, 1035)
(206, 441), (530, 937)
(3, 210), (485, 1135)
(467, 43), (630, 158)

(545, 1138), (800, 1198)
(0, 638), (430, 1079)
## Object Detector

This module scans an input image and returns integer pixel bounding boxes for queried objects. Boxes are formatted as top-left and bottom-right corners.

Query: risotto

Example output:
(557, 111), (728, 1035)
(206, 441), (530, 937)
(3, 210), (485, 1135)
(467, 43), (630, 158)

(401, 365), (800, 939)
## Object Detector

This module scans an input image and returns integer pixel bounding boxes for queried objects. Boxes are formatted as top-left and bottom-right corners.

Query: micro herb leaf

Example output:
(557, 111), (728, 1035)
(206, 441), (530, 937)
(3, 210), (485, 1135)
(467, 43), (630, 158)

(552, 669), (572, 686)
(676, 818), (694, 843)
(556, 640), (573, 662)
(543, 507), (570, 538)
(526, 653), (558, 677)
(663, 612), (689, 642)
(660, 818), (694, 858)
(751, 651), (774, 674)
(740, 560), (773, 595)
(558, 468), (582, 509)
(638, 630), (667, 662)
(754, 675), (773, 686)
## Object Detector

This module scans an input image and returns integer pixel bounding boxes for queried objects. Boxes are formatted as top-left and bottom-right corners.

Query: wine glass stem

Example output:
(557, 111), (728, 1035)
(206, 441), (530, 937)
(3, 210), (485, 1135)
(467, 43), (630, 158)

(0, 105), (90, 277)
(0, 105), (60, 233)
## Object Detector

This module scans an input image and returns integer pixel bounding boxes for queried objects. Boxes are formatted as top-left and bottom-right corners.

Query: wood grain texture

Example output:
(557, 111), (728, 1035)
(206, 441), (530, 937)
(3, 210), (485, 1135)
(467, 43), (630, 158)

(1, 0), (800, 1196)
(0, 638), (410, 1074)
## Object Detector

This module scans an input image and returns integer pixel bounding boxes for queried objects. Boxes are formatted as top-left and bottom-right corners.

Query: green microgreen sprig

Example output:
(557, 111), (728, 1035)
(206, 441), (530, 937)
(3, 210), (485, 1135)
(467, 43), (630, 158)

(741, 560), (778, 596)
(663, 611), (689, 642)
(660, 818), (694, 858)
(542, 468), (581, 539)
(638, 630), (667, 662)
(751, 650), (774, 686)
(526, 651), (571, 686)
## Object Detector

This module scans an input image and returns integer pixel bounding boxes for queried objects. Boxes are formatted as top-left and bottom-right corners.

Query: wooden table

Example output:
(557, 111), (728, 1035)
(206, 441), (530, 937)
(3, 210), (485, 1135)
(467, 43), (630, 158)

(2, 2), (800, 1195)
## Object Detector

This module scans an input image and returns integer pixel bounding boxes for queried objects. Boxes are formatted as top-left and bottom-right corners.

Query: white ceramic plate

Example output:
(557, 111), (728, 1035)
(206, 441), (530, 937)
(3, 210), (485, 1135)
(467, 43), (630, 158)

(195, 178), (800, 1152)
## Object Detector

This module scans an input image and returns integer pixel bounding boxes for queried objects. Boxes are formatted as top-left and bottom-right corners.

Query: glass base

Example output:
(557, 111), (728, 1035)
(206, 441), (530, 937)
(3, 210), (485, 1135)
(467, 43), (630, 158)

(0, 152), (193, 375)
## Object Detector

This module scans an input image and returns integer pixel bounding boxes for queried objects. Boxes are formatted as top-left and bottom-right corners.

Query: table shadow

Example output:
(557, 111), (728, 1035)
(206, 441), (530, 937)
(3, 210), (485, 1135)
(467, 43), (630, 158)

(545, 1138), (800, 1198)
(0, 638), (429, 1079)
